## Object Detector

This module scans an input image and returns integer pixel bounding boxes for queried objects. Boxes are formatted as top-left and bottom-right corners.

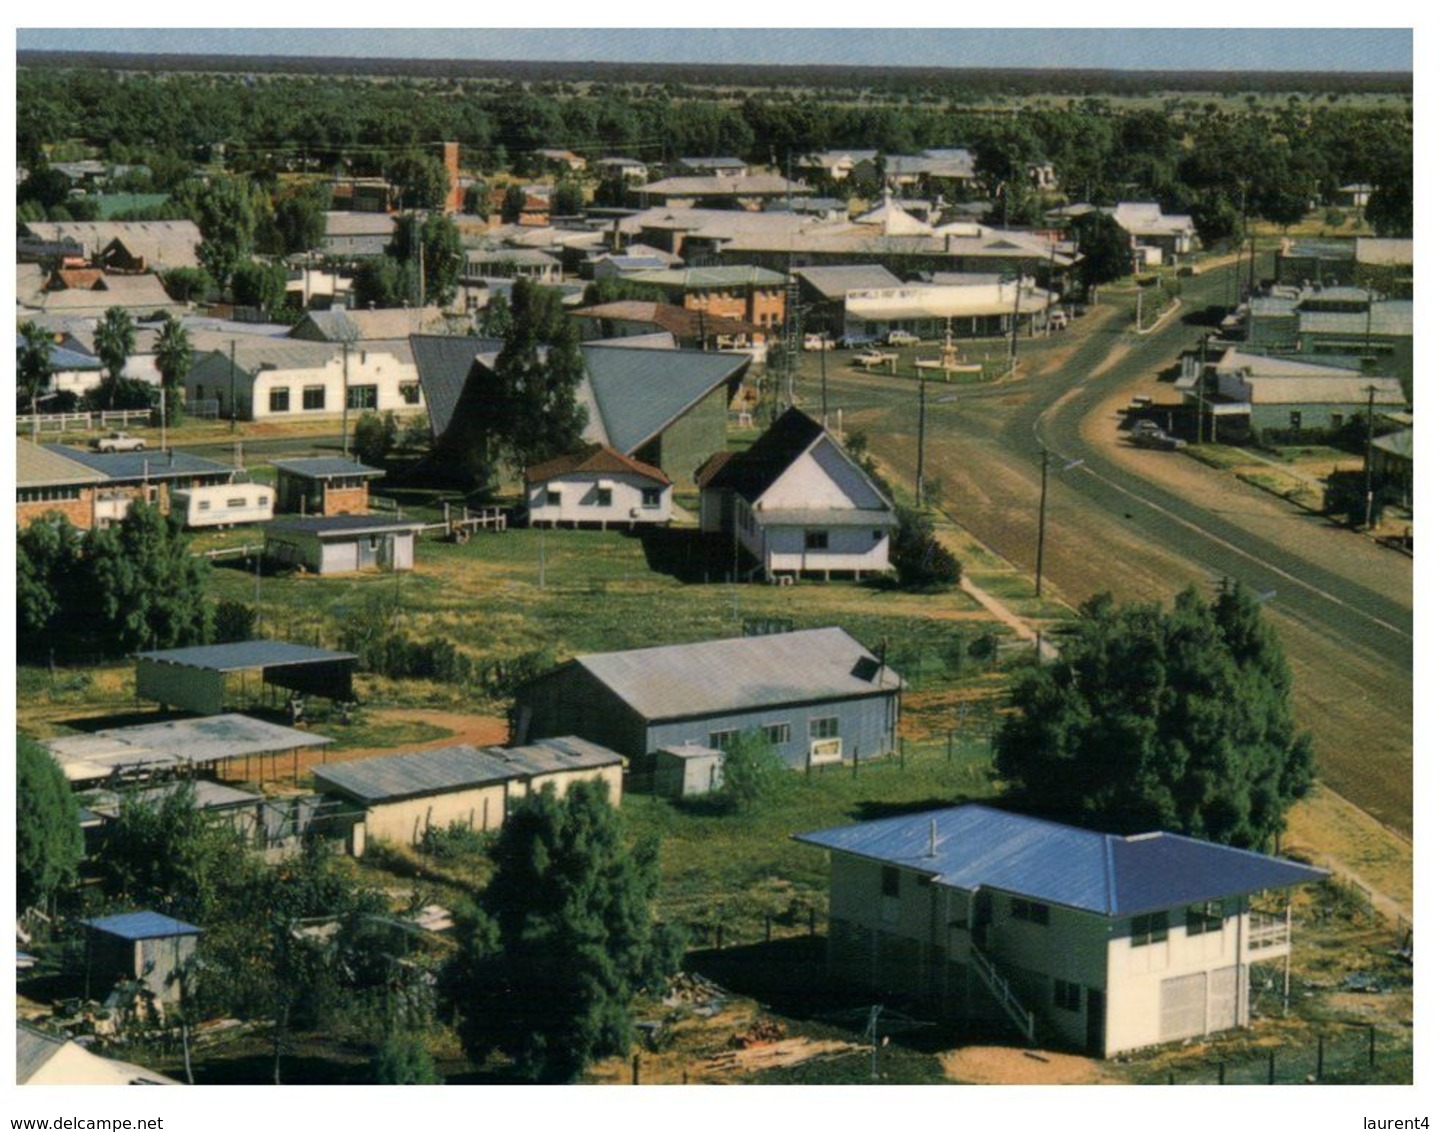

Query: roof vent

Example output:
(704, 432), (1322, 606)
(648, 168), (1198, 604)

(1123, 831), (1164, 842)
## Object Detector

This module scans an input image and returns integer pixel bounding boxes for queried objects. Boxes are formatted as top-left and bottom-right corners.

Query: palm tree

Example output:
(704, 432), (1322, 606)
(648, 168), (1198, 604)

(93, 306), (136, 410)
(154, 315), (193, 445)
(18, 321), (54, 439)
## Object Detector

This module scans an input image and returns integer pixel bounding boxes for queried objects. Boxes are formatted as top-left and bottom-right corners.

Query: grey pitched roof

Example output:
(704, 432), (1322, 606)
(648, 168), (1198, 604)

(43, 446), (236, 483)
(266, 516), (426, 537)
(134, 641), (357, 671)
(796, 805), (1328, 918)
(580, 344), (750, 455)
(794, 264), (905, 299)
(17, 1025), (67, 1084)
(409, 334), (505, 438)
(270, 457), (384, 481)
(1372, 428), (1412, 461)
(564, 626), (900, 722)
(314, 736), (623, 803)
(17, 439), (105, 487)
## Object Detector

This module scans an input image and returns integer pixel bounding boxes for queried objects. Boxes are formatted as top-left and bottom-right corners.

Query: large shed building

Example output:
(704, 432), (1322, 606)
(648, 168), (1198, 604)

(512, 627), (901, 769)
(134, 641), (358, 715)
(312, 736), (624, 851)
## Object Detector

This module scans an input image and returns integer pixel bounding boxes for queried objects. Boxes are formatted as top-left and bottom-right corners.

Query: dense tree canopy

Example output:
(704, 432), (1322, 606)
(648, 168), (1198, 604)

(993, 584), (1314, 849)
(1074, 211), (1135, 289)
(17, 735), (83, 912)
(445, 780), (682, 1082)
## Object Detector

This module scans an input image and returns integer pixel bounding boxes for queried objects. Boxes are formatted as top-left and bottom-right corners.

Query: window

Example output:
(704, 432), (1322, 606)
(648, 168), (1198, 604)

(1011, 898), (1050, 926)
(804, 529), (830, 551)
(872, 529), (884, 541)
(763, 723), (791, 745)
(1186, 901), (1224, 936)
(227, 498), (247, 508)
(1131, 911), (1169, 947)
(1289, 410), (1303, 431)
(347, 384), (378, 411)
(197, 500), (212, 512)
(595, 487), (613, 507)
(880, 866), (900, 897)
(303, 385), (326, 411)
(269, 387), (290, 412)
(707, 729), (740, 751)
(1330, 412), (1345, 430)
(1053, 980), (1082, 1012)
(641, 487), (662, 509)
(400, 382), (422, 405)
(545, 489), (561, 507)
(808, 717), (839, 740)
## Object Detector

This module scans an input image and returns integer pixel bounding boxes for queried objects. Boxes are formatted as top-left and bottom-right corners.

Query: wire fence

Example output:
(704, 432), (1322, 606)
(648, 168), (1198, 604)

(1139, 1022), (1411, 1085)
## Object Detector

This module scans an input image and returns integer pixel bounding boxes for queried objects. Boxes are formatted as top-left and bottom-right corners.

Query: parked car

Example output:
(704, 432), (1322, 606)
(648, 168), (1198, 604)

(90, 431), (146, 453)
(1047, 310), (1069, 330)
(838, 334), (876, 349)
(1127, 418), (1163, 434)
(1131, 429), (1187, 451)
(852, 348), (898, 369)
(803, 333), (835, 351)
(886, 329), (921, 347)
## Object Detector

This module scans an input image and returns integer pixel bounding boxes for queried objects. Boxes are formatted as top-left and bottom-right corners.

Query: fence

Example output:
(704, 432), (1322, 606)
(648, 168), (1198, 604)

(17, 408), (154, 434)
(1143, 1023), (1411, 1085)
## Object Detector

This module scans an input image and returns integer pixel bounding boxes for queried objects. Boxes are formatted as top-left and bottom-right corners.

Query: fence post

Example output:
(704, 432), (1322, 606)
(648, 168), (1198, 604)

(632, 1052), (641, 1084)
(1268, 1049), (1276, 1084)
(899, 737), (906, 769)
(764, 914), (771, 943)
(715, 923), (724, 950)
(947, 729), (954, 762)
(1167, 1071), (1174, 1085)
(809, 908), (817, 937)
(852, 746), (859, 780)
(1369, 1024), (1377, 1068)
(1217, 1061), (1225, 1085)
(1316, 1034), (1325, 1081)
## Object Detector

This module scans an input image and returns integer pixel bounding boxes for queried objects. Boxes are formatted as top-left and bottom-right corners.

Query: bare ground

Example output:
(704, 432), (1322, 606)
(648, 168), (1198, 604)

(940, 1045), (1119, 1084)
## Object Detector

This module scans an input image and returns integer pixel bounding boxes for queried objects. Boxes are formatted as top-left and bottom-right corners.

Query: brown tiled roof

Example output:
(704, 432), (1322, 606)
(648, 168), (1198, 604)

(693, 449), (736, 488)
(572, 301), (757, 340)
(524, 443), (670, 486)
(49, 268), (105, 291)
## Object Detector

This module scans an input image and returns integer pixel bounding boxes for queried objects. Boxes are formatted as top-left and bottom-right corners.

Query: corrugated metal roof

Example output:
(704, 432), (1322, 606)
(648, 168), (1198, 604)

(17, 439), (105, 487)
(42, 446), (235, 482)
(525, 443), (670, 486)
(624, 265), (790, 290)
(265, 515), (426, 537)
(580, 344), (749, 455)
(699, 408), (825, 502)
(794, 264), (905, 299)
(314, 736), (622, 803)
(410, 334), (503, 439)
(568, 626), (900, 721)
(134, 641), (357, 671)
(795, 805), (1327, 917)
(271, 457), (384, 480)
(83, 910), (201, 940)
(1372, 428), (1412, 460)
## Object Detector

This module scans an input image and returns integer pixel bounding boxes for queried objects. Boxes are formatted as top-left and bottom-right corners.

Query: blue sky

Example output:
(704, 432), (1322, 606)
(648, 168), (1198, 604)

(15, 28), (1413, 72)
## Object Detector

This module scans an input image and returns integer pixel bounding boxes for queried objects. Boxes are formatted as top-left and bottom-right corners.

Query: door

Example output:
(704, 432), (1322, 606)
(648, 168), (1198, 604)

(1086, 988), (1106, 1056)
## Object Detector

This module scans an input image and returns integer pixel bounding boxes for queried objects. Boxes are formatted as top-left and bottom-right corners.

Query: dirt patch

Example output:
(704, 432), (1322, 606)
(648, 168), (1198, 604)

(940, 1045), (1119, 1084)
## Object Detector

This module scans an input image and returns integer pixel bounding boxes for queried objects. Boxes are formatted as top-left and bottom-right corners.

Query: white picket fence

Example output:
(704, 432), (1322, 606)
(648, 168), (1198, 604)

(16, 408), (154, 434)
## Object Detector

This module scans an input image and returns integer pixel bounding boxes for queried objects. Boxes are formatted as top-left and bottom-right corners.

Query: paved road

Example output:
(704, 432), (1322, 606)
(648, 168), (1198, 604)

(815, 268), (1412, 834)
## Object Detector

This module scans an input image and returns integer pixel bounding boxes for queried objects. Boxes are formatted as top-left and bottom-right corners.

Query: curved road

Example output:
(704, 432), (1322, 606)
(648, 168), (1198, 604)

(817, 268), (1412, 835)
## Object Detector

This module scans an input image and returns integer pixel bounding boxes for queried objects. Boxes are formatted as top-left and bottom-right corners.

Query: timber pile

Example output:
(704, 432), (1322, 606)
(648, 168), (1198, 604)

(728, 1018), (786, 1048)
(702, 1037), (864, 1075)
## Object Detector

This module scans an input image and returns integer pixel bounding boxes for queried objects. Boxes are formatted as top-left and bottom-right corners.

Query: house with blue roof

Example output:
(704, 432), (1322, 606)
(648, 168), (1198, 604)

(82, 911), (201, 1006)
(796, 804), (1326, 1057)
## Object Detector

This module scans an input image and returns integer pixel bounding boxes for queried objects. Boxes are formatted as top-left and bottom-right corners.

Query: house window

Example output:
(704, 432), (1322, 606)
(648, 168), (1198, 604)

(880, 866), (900, 897)
(762, 723), (791, 745)
(197, 500), (211, 512)
(595, 487), (613, 507)
(1131, 911), (1169, 947)
(1053, 980), (1082, 1012)
(269, 387), (290, 412)
(347, 384), (378, 411)
(1289, 410), (1303, 431)
(872, 529), (883, 541)
(400, 382), (422, 405)
(227, 498), (247, 508)
(1330, 412), (1345, 430)
(1011, 898), (1050, 926)
(708, 729), (741, 751)
(804, 530), (829, 551)
(809, 717), (839, 740)
(1186, 901), (1224, 936)
(641, 487), (662, 509)
(303, 385), (326, 410)
(545, 489), (561, 507)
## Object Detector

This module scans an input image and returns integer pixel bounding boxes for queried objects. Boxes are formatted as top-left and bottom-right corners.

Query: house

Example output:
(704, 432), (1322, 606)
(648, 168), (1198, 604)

(839, 273), (1055, 342)
(18, 270), (182, 319)
(634, 173), (812, 211)
(320, 210), (397, 258)
(1105, 202), (1198, 265)
(535, 148), (588, 173)
(462, 245), (563, 284)
(596, 156), (651, 183)
(17, 1024), (179, 1086)
(1370, 427), (1412, 505)
(1333, 182), (1374, 209)
(524, 444), (672, 528)
(16, 439), (104, 529)
(82, 911), (202, 1006)
(42, 446), (238, 528)
(512, 626), (902, 768)
(412, 336), (750, 487)
(271, 457), (385, 516)
(795, 804), (1327, 1056)
(312, 736), (624, 852)
(263, 515), (425, 575)
(18, 220), (202, 272)
(569, 299), (762, 352)
(1274, 237), (1412, 294)
(621, 265), (789, 331)
(697, 408), (896, 582)
(674, 156), (749, 178)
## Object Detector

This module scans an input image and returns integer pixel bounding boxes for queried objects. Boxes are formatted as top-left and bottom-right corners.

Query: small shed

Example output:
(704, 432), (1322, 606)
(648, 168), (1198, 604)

(271, 457), (385, 516)
(134, 642), (358, 715)
(654, 743), (725, 797)
(82, 911), (201, 1005)
(264, 515), (425, 574)
(313, 736), (624, 852)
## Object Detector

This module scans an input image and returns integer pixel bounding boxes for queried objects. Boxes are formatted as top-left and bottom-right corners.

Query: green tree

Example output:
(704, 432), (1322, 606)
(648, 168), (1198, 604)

(463, 182), (491, 218)
(213, 598), (257, 644)
(353, 257), (413, 310)
(272, 183), (328, 254)
(891, 504), (962, 591)
(993, 584), (1315, 850)
(716, 731), (787, 813)
(17, 736), (83, 912)
(445, 780), (682, 1082)
(18, 321), (54, 419)
(373, 1034), (443, 1084)
(353, 410), (399, 468)
(154, 315), (192, 427)
(500, 184), (528, 224)
(94, 306), (137, 408)
(386, 213), (464, 308)
(189, 175), (264, 295)
(17, 513), (84, 651)
(231, 259), (289, 316)
(551, 178), (585, 216)
(388, 151), (451, 211)
(1074, 211), (1135, 290)
(162, 266), (213, 304)
(87, 502), (212, 653)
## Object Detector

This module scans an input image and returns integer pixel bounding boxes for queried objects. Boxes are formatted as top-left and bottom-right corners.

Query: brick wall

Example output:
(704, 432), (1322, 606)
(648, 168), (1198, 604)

(324, 484), (370, 516)
(18, 489), (95, 530)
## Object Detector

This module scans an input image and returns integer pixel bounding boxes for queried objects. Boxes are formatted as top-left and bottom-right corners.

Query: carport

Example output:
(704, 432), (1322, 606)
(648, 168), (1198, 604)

(134, 640), (358, 716)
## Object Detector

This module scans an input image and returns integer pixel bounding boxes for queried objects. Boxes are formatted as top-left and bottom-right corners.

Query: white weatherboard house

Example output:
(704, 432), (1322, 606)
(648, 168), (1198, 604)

(524, 444), (672, 528)
(698, 408), (895, 581)
(797, 805), (1326, 1057)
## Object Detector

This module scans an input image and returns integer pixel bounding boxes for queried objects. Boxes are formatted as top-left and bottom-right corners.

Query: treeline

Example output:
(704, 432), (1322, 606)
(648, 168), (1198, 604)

(16, 50), (1414, 98)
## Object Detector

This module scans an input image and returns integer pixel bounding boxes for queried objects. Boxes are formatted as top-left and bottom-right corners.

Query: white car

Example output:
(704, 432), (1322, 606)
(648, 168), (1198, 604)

(90, 431), (147, 453)
(803, 333), (835, 351)
(886, 330), (921, 347)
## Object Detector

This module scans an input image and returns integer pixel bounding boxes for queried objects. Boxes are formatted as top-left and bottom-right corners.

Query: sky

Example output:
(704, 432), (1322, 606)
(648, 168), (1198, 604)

(14, 27), (1414, 73)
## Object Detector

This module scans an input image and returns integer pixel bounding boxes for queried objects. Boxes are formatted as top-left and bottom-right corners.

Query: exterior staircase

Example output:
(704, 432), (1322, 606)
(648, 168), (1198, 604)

(969, 940), (1036, 1044)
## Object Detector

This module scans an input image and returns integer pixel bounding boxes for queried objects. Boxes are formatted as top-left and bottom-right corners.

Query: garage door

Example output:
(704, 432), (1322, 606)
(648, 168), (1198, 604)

(1159, 972), (1207, 1042)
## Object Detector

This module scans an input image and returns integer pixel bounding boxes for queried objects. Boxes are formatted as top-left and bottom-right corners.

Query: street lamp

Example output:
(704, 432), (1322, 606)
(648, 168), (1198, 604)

(1035, 448), (1083, 598)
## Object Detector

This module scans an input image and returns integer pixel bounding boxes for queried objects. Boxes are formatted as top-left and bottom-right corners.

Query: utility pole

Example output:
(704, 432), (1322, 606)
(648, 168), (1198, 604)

(915, 376), (927, 507)
(1195, 333), (1208, 445)
(819, 336), (828, 422)
(1036, 449), (1083, 598)
(1008, 269), (1023, 365)
(1363, 384), (1378, 529)
(341, 341), (351, 457)
(228, 339), (237, 434)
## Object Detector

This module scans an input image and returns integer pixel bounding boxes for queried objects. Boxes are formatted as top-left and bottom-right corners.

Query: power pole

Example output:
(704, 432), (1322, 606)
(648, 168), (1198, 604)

(341, 341), (351, 457)
(915, 376), (927, 507)
(229, 339), (237, 434)
(1195, 333), (1208, 445)
(1363, 384), (1378, 529)
(819, 337), (828, 422)
(1035, 448), (1050, 598)
(1008, 270), (1023, 365)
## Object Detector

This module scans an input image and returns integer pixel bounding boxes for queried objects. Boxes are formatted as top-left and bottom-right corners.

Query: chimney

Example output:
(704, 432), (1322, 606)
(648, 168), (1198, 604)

(928, 819), (938, 858)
